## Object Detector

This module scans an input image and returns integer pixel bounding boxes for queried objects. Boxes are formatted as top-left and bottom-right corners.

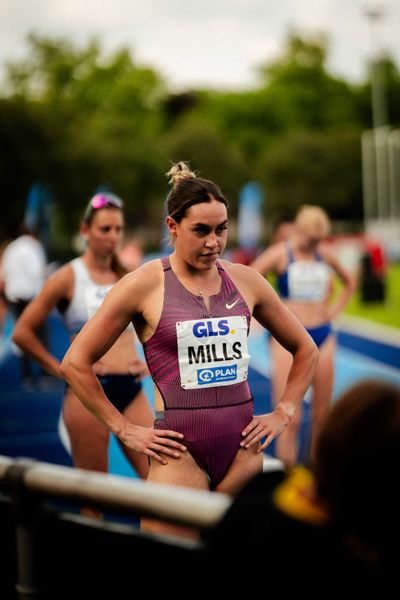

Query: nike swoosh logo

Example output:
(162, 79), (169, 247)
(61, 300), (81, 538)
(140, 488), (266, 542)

(226, 299), (240, 309)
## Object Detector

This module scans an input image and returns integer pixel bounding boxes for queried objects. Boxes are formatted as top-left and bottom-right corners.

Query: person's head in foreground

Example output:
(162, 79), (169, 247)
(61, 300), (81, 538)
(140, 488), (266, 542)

(314, 378), (400, 557)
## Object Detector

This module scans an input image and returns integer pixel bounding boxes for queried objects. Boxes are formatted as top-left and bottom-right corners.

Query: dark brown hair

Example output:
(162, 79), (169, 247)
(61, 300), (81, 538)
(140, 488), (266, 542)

(314, 379), (400, 553)
(166, 161), (228, 223)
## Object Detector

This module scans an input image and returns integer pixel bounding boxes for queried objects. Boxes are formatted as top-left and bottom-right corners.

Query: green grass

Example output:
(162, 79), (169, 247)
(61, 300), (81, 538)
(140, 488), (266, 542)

(344, 263), (400, 329)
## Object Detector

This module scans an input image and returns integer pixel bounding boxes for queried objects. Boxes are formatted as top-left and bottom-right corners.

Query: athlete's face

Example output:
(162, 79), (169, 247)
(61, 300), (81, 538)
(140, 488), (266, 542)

(168, 198), (228, 269)
(82, 208), (124, 257)
(299, 231), (323, 250)
(297, 225), (327, 251)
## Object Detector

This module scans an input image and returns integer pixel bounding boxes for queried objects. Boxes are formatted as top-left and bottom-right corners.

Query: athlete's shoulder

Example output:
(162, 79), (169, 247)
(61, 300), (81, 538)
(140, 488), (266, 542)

(250, 242), (286, 274)
(119, 257), (163, 289)
(30, 260), (75, 307)
(46, 260), (74, 287)
(316, 242), (333, 261)
(137, 257), (164, 276)
(220, 259), (263, 282)
(259, 241), (287, 260)
(219, 258), (248, 273)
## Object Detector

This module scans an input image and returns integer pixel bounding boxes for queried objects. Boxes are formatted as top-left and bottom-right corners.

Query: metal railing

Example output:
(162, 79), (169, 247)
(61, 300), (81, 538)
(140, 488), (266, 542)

(0, 454), (232, 599)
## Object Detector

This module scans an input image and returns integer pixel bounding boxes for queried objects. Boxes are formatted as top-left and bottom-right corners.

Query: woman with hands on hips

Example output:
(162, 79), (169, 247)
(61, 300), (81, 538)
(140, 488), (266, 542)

(13, 192), (153, 485)
(251, 205), (356, 468)
(61, 163), (318, 536)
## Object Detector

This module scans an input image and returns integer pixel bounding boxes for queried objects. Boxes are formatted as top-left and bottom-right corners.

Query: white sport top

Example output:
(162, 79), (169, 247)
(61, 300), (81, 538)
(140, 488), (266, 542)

(62, 258), (114, 335)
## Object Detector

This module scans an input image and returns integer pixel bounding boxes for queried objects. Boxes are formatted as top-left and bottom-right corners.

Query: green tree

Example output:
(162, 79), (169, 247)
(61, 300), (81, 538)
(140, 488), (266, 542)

(1, 34), (168, 248)
(164, 115), (246, 214)
(0, 100), (57, 240)
(1, 31), (399, 251)
(255, 128), (363, 223)
(258, 31), (361, 130)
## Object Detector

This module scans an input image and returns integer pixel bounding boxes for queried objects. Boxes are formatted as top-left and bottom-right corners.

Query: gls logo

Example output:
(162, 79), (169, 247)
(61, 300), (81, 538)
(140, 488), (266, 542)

(193, 319), (230, 338)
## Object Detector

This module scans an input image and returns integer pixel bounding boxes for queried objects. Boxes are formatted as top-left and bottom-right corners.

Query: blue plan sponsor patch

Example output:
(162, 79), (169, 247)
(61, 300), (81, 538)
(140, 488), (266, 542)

(197, 365), (237, 385)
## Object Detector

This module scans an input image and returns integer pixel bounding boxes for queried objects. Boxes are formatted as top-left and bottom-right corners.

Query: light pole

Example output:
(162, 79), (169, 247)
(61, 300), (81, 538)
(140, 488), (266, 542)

(363, 5), (389, 225)
(364, 6), (388, 129)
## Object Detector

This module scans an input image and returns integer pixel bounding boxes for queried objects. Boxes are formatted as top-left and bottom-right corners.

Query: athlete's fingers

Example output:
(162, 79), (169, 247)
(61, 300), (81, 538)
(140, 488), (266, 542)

(157, 429), (185, 440)
(244, 424), (273, 448)
(146, 450), (168, 465)
(146, 443), (184, 463)
(240, 432), (256, 447)
(154, 434), (186, 452)
(240, 423), (264, 447)
(150, 443), (183, 458)
(244, 432), (264, 448)
(241, 419), (259, 437)
(258, 433), (275, 452)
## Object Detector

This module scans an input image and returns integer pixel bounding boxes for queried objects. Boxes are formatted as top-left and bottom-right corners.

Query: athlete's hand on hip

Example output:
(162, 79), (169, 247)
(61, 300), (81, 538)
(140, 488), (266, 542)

(240, 411), (289, 452)
(120, 424), (186, 465)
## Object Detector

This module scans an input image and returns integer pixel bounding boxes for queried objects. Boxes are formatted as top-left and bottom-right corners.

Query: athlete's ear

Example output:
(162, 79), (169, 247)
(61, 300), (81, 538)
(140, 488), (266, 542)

(166, 216), (178, 237)
(80, 222), (89, 241)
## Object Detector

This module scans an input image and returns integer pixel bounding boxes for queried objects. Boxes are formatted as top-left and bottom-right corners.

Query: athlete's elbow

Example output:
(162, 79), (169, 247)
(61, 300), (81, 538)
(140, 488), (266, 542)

(59, 357), (69, 382)
(308, 339), (319, 372)
(292, 334), (318, 370)
(12, 324), (25, 351)
(60, 351), (78, 384)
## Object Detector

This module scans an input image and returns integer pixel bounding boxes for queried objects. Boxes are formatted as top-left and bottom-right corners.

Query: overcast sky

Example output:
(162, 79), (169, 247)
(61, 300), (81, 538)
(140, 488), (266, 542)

(1, 0), (399, 90)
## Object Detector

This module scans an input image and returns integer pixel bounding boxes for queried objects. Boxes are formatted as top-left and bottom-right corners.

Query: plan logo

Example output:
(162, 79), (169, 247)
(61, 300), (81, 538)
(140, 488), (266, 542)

(197, 365), (237, 385)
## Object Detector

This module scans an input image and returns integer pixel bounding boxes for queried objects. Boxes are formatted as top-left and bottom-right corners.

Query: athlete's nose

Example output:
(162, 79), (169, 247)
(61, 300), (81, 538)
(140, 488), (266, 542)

(109, 227), (121, 242)
(205, 233), (218, 250)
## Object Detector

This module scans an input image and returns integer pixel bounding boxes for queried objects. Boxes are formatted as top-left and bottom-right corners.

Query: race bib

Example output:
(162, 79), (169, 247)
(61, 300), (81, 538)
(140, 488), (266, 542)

(176, 316), (250, 390)
(84, 285), (113, 319)
(288, 262), (330, 302)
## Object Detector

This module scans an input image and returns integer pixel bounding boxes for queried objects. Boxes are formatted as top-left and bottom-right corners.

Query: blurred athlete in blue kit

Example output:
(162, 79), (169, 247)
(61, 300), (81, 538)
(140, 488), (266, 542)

(251, 205), (356, 468)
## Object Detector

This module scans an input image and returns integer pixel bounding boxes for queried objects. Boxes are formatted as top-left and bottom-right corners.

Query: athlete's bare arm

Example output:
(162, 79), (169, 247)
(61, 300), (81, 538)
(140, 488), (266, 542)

(60, 261), (187, 464)
(223, 262), (318, 451)
(12, 265), (74, 377)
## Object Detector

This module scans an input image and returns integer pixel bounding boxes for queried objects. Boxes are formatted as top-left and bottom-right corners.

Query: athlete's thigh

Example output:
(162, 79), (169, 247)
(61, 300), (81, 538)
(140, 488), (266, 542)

(142, 452), (209, 539)
(117, 391), (153, 478)
(63, 387), (108, 439)
(270, 337), (293, 403)
(312, 335), (335, 409)
(217, 445), (263, 496)
(147, 449), (210, 490)
(62, 387), (109, 470)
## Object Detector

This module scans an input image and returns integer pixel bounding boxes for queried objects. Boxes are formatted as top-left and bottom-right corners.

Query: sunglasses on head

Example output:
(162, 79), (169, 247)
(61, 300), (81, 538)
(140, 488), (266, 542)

(90, 193), (124, 210)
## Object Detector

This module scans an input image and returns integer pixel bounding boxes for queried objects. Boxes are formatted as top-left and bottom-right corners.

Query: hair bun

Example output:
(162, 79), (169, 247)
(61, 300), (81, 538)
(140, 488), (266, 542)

(166, 161), (196, 186)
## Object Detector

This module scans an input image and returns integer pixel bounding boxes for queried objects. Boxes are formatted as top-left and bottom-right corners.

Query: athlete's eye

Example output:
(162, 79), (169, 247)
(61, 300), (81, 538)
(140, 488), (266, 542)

(193, 226), (209, 234)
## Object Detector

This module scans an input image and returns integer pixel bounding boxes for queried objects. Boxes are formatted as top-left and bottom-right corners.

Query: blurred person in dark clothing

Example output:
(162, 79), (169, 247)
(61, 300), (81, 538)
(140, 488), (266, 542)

(204, 379), (400, 593)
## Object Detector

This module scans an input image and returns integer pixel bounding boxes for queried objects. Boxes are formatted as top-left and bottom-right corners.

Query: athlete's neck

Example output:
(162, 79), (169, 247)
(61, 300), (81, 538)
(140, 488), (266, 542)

(169, 254), (221, 298)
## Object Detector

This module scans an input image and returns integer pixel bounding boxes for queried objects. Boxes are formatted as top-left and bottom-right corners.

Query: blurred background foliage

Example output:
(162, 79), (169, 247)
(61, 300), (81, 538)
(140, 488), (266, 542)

(1, 30), (399, 257)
